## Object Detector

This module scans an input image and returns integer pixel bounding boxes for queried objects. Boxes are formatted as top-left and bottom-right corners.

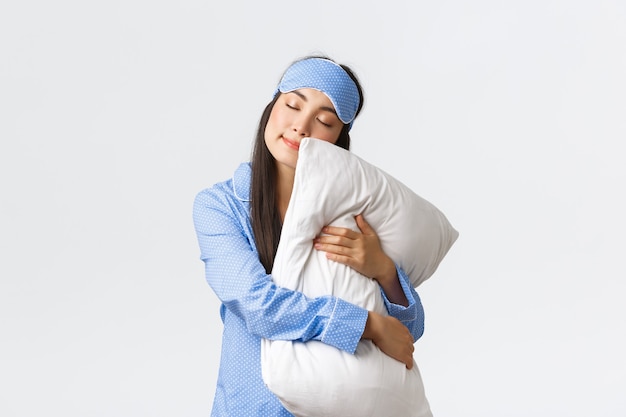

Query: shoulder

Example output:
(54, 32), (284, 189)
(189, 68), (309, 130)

(193, 162), (251, 215)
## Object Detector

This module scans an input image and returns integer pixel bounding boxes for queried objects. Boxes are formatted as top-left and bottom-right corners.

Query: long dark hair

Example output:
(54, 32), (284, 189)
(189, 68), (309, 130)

(250, 55), (364, 273)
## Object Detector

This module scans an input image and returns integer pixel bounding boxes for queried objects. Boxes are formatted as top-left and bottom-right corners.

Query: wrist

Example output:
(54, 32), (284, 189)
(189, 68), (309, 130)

(362, 311), (382, 341)
(375, 257), (397, 286)
(375, 260), (410, 307)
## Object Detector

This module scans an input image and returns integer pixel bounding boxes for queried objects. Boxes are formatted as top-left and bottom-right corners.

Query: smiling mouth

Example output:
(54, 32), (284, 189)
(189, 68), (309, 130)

(282, 137), (300, 150)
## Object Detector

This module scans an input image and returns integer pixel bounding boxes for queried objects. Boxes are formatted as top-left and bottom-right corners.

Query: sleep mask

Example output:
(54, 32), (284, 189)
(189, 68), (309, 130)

(276, 58), (360, 125)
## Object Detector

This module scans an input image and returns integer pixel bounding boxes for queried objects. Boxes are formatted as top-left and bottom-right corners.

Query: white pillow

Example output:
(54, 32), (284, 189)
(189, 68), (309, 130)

(261, 138), (458, 417)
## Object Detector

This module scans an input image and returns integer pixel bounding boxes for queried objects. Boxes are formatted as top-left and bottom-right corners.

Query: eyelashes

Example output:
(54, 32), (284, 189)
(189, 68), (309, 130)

(284, 102), (335, 128)
(318, 119), (332, 127)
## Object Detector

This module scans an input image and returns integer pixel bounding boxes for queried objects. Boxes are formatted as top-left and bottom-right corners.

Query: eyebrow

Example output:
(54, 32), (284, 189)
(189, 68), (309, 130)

(290, 90), (338, 115)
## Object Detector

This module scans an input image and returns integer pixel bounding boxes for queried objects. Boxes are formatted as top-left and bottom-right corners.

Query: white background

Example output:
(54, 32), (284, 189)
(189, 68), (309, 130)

(1, 0), (625, 416)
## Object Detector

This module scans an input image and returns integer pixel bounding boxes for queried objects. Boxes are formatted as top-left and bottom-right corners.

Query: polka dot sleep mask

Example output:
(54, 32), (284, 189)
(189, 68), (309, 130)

(276, 57), (360, 125)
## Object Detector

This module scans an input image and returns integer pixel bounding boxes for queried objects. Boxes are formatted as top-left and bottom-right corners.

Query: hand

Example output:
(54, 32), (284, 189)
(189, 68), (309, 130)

(363, 311), (415, 369)
(313, 214), (396, 284)
(314, 214), (409, 306)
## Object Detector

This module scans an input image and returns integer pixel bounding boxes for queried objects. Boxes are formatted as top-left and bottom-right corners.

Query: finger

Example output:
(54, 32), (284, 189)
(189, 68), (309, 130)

(315, 235), (354, 248)
(404, 345), (415, 369)
(325, 252), (357, 269)
(316, 241), (352, 256)
(321, 225), (357, 239)
(355, 214), (375, 235)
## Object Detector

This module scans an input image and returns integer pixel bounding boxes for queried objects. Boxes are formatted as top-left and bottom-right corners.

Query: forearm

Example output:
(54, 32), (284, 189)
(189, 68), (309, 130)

(373, 254), (408, 306)
(200, 238), (368, 351)
(380, 264), (425, 342)
(376, 266), (409, 306)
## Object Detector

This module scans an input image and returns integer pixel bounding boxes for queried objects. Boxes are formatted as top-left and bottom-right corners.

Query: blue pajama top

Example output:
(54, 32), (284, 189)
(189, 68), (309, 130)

(192, 162), (425, 416)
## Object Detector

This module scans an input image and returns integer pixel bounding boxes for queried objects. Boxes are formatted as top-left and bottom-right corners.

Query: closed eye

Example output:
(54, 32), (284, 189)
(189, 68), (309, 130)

(317, 118), (332, 127)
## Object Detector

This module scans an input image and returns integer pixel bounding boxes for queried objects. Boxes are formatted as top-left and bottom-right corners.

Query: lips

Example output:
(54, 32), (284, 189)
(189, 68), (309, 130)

(282, 136), (300, 150)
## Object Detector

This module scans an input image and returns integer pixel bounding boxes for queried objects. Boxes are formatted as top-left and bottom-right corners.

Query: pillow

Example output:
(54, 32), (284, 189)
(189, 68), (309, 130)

(261, 138), (458, 417)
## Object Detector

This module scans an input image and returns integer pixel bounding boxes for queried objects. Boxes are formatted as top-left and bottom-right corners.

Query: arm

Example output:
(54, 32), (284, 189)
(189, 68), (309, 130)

(193, 187), (368, 354)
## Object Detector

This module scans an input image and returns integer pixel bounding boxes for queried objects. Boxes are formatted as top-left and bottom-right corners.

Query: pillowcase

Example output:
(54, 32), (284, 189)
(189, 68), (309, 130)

(261, 137), (458, 417)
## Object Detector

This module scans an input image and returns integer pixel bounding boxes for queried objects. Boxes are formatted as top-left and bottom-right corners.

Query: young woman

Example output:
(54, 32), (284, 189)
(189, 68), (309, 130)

(193, 55), (425, 416)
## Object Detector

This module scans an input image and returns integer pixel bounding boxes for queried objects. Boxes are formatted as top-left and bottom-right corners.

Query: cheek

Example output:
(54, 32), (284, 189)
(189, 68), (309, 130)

(264, 107), (286, 146)
(267, 105), (289, 130)
(314, 127), (343, 144)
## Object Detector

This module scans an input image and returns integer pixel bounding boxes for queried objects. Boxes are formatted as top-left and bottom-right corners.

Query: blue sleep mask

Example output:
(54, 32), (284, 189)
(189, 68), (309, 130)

(275, 58), (360, 125)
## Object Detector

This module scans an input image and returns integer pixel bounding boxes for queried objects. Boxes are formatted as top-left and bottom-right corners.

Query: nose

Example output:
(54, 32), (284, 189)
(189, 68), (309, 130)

(292, 114), (311, 137)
